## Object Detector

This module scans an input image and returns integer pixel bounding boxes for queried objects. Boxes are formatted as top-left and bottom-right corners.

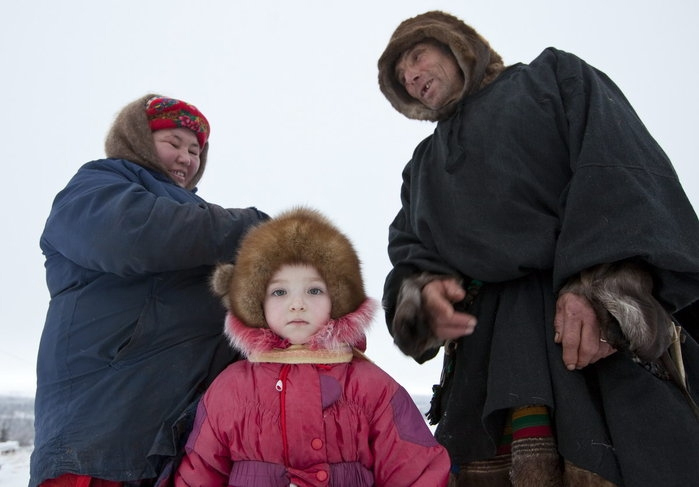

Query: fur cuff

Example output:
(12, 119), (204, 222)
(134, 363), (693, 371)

(559, 261), (674, 361)
(392, 273), (453, 358)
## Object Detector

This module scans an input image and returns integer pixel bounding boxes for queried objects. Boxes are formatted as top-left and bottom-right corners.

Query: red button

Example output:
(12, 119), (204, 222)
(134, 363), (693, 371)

(316, 470), (328, 481)
(311, 438), (323, 450)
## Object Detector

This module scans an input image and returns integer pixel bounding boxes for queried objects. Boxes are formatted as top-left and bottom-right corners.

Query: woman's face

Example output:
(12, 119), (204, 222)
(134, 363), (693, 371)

(152, 127), (201, 188)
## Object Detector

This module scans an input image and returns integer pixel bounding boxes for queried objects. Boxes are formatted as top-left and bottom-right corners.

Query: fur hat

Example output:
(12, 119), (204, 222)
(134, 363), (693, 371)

(212, 207), (367, 329)
(377, 10), (505, 122)
(104, 93), (210, 190)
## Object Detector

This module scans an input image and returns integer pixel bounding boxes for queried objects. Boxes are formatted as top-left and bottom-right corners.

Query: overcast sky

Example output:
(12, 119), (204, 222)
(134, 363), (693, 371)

(1, 1), (697, 397)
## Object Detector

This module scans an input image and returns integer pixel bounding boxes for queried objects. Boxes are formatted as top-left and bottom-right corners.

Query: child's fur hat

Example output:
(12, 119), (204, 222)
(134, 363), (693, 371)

(212, 207), (367, 329)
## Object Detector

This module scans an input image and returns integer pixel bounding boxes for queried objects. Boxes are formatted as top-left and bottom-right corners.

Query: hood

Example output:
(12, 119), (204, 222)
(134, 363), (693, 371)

(378, 10), (505, 121)
(104, 93), (209, 190)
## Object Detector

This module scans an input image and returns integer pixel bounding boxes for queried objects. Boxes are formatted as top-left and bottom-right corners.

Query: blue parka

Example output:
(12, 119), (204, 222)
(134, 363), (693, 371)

(30, 158), (268, 486)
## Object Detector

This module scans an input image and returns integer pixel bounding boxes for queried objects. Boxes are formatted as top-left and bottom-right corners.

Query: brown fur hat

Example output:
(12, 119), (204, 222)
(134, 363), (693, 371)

(104, 93), (210, 190)
(211, 207), (367, 328)
(378, 10), (505, 122)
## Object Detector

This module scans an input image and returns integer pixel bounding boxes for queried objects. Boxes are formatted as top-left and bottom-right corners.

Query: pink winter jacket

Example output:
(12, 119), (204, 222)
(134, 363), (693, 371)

(174, 300), (450, 487)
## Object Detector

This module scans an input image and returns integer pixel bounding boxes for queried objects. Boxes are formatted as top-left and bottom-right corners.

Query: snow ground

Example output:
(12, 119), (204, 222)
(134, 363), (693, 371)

(0, 445), (31, 487)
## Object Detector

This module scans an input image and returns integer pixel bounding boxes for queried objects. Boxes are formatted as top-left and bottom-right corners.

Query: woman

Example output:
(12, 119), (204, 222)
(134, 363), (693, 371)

(31, 94), (268, 487)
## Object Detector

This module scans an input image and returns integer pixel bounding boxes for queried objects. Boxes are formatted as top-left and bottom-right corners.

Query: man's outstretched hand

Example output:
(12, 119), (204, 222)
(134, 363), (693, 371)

(423, 278), (478, 341)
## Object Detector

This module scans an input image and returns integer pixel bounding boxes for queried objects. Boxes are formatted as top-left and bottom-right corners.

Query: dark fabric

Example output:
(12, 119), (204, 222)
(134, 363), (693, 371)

(31, 158), (268, 487)
(383, 48), (699, 486)
(152, 396), (203, 487)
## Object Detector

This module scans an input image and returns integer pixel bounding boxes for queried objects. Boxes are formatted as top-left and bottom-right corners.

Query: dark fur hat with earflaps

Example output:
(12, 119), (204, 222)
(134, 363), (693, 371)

(211, 207), (368, 329)
(378, 10), (505, 122)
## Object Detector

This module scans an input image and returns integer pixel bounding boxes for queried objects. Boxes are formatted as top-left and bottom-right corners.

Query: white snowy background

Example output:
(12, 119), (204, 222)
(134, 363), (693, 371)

(0, 445), (31, 487)
(1, 1), (698, 485)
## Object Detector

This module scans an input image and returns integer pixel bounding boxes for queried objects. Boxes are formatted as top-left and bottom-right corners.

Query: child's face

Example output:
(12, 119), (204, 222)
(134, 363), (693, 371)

(152, 127), (202, 188)
(263, 264), (332, 345)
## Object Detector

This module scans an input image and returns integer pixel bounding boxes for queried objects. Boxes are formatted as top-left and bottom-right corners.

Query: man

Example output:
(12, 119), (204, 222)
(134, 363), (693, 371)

(377, 10), (699, 487)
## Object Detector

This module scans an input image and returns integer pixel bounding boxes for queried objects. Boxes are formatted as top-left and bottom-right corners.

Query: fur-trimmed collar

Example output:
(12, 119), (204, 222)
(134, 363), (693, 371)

(225, 298), (378, 363)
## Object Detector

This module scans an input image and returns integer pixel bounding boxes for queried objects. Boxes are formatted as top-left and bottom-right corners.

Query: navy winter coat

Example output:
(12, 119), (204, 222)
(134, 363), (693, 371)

(30, 158), (268, 486)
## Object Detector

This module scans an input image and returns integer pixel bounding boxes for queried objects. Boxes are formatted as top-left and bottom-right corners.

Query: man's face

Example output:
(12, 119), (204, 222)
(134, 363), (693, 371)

(395, 41), (466, 110)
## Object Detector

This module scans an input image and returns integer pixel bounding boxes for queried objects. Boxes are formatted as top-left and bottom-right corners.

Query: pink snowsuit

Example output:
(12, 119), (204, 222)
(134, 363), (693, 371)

(174, 300), (450, 487)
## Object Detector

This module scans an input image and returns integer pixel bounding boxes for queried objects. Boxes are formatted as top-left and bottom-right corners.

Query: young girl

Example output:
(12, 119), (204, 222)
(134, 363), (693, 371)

(173, 207), (450, 487)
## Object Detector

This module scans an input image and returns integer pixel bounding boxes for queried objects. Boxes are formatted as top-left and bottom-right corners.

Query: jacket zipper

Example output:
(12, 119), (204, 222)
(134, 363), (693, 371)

(277, 364), (291, 466)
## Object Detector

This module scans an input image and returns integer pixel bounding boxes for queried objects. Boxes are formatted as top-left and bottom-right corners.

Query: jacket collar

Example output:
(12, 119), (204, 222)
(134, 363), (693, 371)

(225, 298), (378, 361)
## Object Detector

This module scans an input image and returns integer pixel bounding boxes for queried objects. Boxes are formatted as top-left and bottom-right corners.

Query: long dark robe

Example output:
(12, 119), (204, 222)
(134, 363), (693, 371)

(383, 48), (699, 486)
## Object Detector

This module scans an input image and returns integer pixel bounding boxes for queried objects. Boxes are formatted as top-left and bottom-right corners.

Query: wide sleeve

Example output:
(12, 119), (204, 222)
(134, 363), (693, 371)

(41, 160), (268, 277)
(550, 49), (699, 311)
(383, 159), (464, 362)
(370, 385), (450, 486)
(383, 157), (463, 317)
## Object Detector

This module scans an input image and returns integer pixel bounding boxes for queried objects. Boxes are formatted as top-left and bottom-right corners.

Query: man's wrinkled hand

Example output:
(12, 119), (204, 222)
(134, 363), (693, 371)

(554, 292), (616, 370)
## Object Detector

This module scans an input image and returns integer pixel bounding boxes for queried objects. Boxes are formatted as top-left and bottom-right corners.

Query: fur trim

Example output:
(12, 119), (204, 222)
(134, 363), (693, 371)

(104, 93), (209, 190)
(392, 272), (448, 358)
(220, 207), (367, 328)
(510, 437), (563, 486)
(559, 260), (674, 361)
(563, 461), (618, 486)
(378, 11), (505, 122)
(249, 345), (354, 364)
(225, 298), (378, 359)
(210, 262), (235, 310)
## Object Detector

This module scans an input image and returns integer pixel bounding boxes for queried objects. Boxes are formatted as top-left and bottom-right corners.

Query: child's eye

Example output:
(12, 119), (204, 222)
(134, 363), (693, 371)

(308, 288), (324, 295)
(271, 289), (286, 297)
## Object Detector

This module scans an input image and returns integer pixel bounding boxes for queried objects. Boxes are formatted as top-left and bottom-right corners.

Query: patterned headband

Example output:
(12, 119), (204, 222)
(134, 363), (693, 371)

(145, 96), (210, 148)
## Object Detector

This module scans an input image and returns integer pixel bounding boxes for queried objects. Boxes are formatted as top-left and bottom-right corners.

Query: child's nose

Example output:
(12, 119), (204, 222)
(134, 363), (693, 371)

(290, 296), (305, 311)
